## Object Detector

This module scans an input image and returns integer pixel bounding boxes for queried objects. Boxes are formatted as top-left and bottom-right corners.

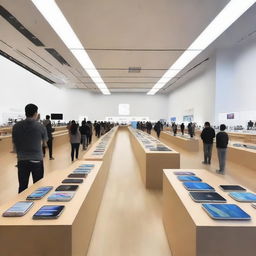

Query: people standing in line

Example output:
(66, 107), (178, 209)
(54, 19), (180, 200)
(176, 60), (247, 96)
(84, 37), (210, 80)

(87, 121), (93, 145)
(180, 123), (185, 135)
(12, 104), (48, 193)
(188, 122), (194, 138)
(146, 121), (152, 134)
(200, 121), (215, 165)
(154, 121), (162, 138)
(42, 115), (55, 160)
(216, 124), (229, 174)
(95, 121), (101, 138)
(79, 120), (88, 150)
(69, 120), (81, 162)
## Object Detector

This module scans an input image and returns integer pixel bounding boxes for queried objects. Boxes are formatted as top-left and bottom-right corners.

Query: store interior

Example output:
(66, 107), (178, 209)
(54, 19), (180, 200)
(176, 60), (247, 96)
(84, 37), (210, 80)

(1, 1), (256, 256)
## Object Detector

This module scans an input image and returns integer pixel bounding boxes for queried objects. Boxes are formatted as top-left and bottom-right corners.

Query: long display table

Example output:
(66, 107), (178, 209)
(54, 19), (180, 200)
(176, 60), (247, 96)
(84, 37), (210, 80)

(163, 169), (256, 256)
(161, 131), (199, 152)
(128, 127), (180, 189)
(0, 160), (107, 256)
(227, 143), (256, 171)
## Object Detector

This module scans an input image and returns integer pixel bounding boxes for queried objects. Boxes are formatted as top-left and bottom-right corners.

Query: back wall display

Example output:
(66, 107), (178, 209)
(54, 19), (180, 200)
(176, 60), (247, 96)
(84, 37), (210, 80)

(183, 115), (194, 122)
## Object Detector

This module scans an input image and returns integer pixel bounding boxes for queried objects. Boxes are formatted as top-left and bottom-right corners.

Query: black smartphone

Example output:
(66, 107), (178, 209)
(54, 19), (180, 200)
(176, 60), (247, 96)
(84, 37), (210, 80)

(62, 179), (83, 184)
(219, 185), (246, 192)
(68, 173), (87, 178)
(32, 205), (65, 219)
(55, 185), (79, 191)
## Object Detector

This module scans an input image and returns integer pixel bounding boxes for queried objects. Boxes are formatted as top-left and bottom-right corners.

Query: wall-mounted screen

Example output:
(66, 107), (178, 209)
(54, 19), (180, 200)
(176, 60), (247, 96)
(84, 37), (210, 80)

(118, 104), (130, 115)
(51, 113), (63, 120)
(227, 113), (234, 119)
(183, 115), (194, 122)
(170, 117), (176, 122)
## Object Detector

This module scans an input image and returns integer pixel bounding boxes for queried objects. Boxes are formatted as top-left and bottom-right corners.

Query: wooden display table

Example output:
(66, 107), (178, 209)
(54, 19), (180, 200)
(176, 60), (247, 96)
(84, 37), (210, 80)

(83, 126), (118, 162)
(128, 127), (180, 189)
(163, 169), (256, 256)
(227, 143), (256, 171)
(0, 160), (107, 256)
(161, 131), (199, 152)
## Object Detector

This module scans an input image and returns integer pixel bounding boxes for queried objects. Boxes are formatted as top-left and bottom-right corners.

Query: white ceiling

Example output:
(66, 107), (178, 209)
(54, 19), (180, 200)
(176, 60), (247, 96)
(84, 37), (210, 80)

(1, 0), (249, 94)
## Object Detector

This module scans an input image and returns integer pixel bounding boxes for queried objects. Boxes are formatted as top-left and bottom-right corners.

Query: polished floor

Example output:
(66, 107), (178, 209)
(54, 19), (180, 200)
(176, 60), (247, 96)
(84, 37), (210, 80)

(87, 129), (171, 256)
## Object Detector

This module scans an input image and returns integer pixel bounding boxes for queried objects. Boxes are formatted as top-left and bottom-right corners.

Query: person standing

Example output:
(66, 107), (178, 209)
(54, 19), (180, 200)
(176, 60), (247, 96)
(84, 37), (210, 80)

(173, 123), (177, 136)
(200, 122), (215, 164)
(154, 121), (162, 138)
(12, 104), (48, 193)
(146, 121), (152, 134)
(216, 124), (229, 174)
(42, 115), (55, 160)
(180, 123), (185, 135)
(87, 121), (93, 145)
(79, 120), (87, 150)
(69, 120), (81, 161)
(188, 122), (193, 138)
(95, 122), (101, 138)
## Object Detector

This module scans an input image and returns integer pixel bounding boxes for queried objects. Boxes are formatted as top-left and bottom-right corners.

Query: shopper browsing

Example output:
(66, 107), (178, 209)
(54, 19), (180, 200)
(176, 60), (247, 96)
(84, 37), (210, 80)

(69, 120), (81, 161)
(42, 115), (55, 160)
(200, 122), (215, 164)
(216, 124), (229, 174)
(12, 104), (48, 193)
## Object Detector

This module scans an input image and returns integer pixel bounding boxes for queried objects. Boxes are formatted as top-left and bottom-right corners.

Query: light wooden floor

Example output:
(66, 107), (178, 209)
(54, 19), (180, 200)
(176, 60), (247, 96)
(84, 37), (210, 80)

(87, 129), (172, 256)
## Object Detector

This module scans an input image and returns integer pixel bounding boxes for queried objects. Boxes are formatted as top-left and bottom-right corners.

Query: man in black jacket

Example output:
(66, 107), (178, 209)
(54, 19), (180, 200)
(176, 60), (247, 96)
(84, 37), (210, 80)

(200, 122), (215, 164)
(216, 124), (229, 174)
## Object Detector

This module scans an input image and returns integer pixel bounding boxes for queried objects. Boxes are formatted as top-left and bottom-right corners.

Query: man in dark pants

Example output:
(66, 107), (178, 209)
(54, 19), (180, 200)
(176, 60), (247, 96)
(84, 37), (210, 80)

(154, 121), (162, 138)
(200, 121), (215, 164)
(12, 104), (48, 193)
(43, 115), (55, 159)
(216, 124), (229, 174)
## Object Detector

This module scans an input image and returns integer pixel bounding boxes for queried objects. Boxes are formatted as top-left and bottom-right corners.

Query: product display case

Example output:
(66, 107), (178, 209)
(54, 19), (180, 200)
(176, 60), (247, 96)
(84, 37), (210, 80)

(0, 161), (107, 256)
(163, 169), (256, 256)
(161, 131), (199, 152)
(128, 127), (180, 189)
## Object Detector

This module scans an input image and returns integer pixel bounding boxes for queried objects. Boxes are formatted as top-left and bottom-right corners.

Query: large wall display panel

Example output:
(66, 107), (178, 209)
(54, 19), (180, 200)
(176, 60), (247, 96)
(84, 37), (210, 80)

(163, 169), (256, 256)
(0, 161), (107, 256)
(167, 57), (216, 126)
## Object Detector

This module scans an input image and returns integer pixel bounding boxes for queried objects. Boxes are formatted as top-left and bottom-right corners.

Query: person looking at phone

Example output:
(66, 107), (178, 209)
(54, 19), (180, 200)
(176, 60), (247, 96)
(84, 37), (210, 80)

(12, 104), (48, 193)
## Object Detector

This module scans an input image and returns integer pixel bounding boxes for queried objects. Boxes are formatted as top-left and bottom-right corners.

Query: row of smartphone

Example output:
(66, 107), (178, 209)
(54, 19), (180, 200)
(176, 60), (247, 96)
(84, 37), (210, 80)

(174, 171), (256, 220)
(133, 129), (171, 152)
(92, 131), (114, 156)
(2, 164), (95, 219)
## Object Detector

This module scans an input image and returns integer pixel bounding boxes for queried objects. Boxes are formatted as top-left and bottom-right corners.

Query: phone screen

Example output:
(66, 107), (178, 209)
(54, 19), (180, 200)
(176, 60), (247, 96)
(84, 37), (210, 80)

(27, 186), (53, 199)
(33, 205), (64, 218)
(3, 201), (34, 216)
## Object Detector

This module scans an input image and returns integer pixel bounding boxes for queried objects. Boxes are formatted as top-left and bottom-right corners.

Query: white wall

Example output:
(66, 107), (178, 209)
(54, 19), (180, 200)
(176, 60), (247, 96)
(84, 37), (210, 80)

(215, 38), (256, 125)
(0, 55), (168, 123)
(167, 57), (216, 126)
(0, 55), (67, 124)
(61, 89), (168, 121)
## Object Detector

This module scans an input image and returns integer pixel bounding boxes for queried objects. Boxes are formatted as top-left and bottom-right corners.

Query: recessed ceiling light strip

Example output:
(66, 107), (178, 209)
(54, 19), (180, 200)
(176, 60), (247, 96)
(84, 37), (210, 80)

(31, 0), (110, 95)
(148, 0), (256, 95)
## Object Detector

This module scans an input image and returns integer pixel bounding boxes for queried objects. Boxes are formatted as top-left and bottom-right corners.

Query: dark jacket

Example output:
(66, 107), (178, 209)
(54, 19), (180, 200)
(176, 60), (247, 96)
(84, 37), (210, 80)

(216, 131), (229, 148)
(200, 127), (215, 144)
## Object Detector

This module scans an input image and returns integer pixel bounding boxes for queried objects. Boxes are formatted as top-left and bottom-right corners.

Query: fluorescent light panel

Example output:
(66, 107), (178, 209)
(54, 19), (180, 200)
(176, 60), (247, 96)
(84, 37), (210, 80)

(31, 0), (110, 95)
(148, 0), (256, 95)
